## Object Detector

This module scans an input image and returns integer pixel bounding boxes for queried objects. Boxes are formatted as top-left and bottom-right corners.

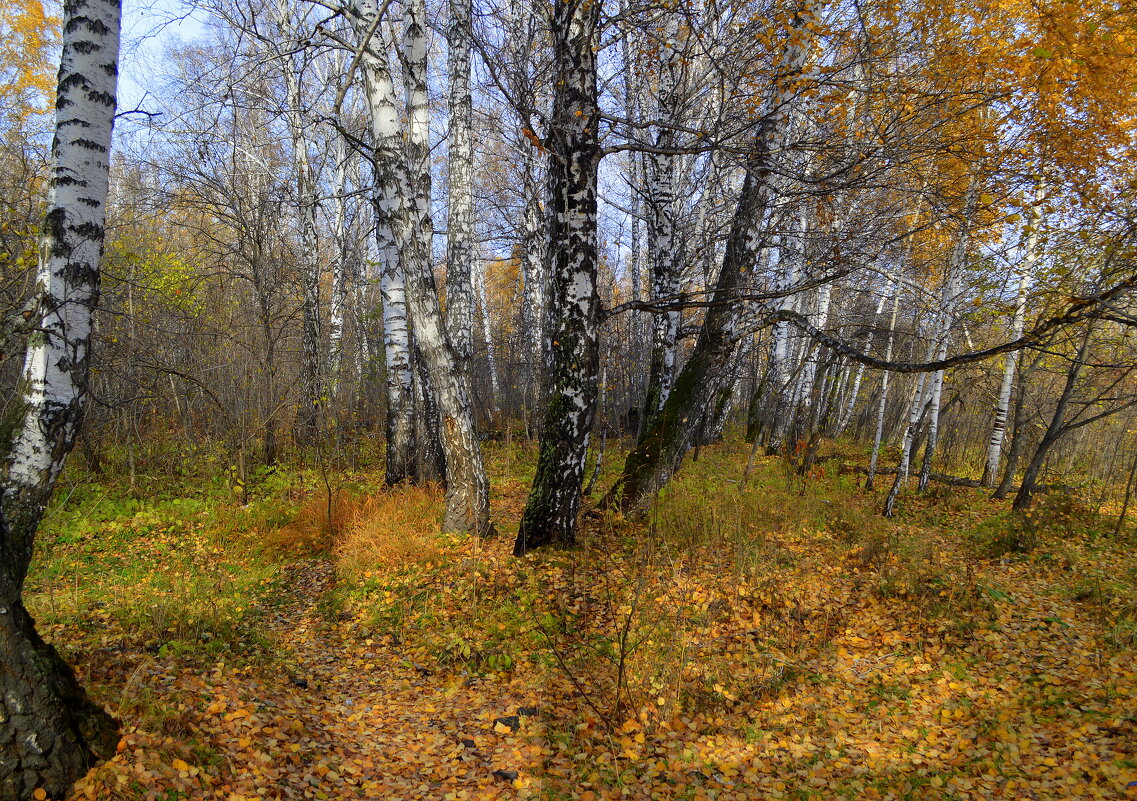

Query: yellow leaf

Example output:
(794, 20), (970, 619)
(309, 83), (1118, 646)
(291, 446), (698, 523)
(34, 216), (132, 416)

(493, 721), (513, 735)
(172, 758), (191, 772)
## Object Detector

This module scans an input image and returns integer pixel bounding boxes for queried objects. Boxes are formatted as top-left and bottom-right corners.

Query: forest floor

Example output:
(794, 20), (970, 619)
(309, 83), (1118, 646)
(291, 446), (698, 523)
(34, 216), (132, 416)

(24, 438), (1137, 801)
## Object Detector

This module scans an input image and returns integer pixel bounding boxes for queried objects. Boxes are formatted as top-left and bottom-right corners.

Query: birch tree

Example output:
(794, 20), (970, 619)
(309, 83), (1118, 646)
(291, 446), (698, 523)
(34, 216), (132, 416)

(612, 0), (827, 514)
(445, 0), (475, 384)
(513, 0), (602, 554)
(0, 0), (121, 794)
(274, 0), (323, 443)
(981, 183), (1044, 486)
(344, 0), (490, 533)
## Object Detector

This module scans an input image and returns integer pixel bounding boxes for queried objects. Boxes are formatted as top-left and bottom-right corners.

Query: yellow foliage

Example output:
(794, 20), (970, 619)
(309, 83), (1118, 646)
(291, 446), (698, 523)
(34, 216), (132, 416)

(0, 0), (59, 136)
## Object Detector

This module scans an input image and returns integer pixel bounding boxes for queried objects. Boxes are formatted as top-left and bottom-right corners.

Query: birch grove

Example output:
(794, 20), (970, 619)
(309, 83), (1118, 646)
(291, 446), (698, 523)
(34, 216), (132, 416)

(5, 1), (1137, 792)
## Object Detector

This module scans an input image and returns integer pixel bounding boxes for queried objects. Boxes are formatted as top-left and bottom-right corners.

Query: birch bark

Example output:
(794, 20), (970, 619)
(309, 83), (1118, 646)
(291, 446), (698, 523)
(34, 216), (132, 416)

(347, 0), (489, 532)
(864, 281), (900, 490)
(982, 185), (1044, 486)
(613, 1), (826, 512)
(640, 13), (683, 432)
(0, 0), (122, 794)
(275, 0), (323, 442)
(445, 0), (475, 384)
(514, 0), (602, 553)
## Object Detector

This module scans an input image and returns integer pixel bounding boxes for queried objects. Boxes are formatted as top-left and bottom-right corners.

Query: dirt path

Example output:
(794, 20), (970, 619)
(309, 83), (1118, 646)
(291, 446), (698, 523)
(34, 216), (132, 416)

(196, 558), (545, 800)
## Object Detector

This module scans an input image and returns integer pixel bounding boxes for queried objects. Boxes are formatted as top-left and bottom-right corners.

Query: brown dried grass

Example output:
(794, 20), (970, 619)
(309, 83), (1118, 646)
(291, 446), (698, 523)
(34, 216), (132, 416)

(266, 489), (370, 556)
(335, 484), (445, 576)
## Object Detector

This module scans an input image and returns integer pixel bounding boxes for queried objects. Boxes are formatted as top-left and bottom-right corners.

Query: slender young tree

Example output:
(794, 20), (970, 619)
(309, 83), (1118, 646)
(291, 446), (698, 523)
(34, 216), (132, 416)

(982, 183), (1044, 486)
(0, 0), (122, 795)
(274, 0), (323, 443)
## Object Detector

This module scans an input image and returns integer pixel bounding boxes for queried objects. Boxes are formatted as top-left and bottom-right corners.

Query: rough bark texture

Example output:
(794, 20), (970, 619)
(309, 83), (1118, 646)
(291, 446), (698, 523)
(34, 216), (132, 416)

(0, 0), (123, 795)
(444, 0), (475, 384)
(349, 0), (489, 531)
(514, 0), (602, 554)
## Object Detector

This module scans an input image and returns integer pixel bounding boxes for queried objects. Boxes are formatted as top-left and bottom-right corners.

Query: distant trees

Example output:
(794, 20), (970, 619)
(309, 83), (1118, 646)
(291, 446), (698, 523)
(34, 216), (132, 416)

(9, 0), (1134, 558)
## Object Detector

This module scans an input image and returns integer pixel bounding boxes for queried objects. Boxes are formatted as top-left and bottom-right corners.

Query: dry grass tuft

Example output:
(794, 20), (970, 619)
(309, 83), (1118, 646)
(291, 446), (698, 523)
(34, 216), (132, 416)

(267, 490), (371, 555)
(335, 484), (445, 576)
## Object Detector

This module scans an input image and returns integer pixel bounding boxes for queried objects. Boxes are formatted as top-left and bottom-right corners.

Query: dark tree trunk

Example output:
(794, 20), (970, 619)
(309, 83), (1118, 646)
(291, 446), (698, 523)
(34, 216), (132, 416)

(514, 0), (602, 554)
(609, 5), (824, 513)
(613, 159), (772, 511)
(1012, 329), (1092, 511)
(0, 574), (118, 800)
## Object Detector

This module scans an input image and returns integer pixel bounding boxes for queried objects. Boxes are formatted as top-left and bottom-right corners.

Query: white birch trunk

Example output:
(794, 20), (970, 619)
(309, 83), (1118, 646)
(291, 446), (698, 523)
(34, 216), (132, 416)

(328, 133), (351, 387)
(475, 255), (501, 410)
(276, 0), (323, 441)
(641, 13), (682, 427)
(0, 0), (122, 792)
(393, 0), (489, 531)
(982, 184), (1044, 486)
(865, 283), (902, 489)
(357, 39), (418, 484)
(445, 0), (475, 383)
(836, 277), (893, 436)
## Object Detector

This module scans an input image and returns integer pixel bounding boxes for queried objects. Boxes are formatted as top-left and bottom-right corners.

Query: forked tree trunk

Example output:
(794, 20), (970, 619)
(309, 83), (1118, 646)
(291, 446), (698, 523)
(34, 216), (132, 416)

(349, 0), (489, 532)
(514, 0), (602, 554)
(0, 0), (123, 795)
(397, 0), (487, 530)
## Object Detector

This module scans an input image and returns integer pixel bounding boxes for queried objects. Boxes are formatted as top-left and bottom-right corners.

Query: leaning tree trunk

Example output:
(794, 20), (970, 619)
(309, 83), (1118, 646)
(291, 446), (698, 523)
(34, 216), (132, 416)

(513, 0), (602, 555)
(1012, 327), (1092, 511)
(0, 1), (122, 795)
(612, 2), (823, 513)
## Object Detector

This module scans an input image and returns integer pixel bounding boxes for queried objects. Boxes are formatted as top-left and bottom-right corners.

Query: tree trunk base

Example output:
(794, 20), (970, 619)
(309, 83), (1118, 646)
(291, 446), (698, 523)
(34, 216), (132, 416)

(0, 598), (118, 801)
